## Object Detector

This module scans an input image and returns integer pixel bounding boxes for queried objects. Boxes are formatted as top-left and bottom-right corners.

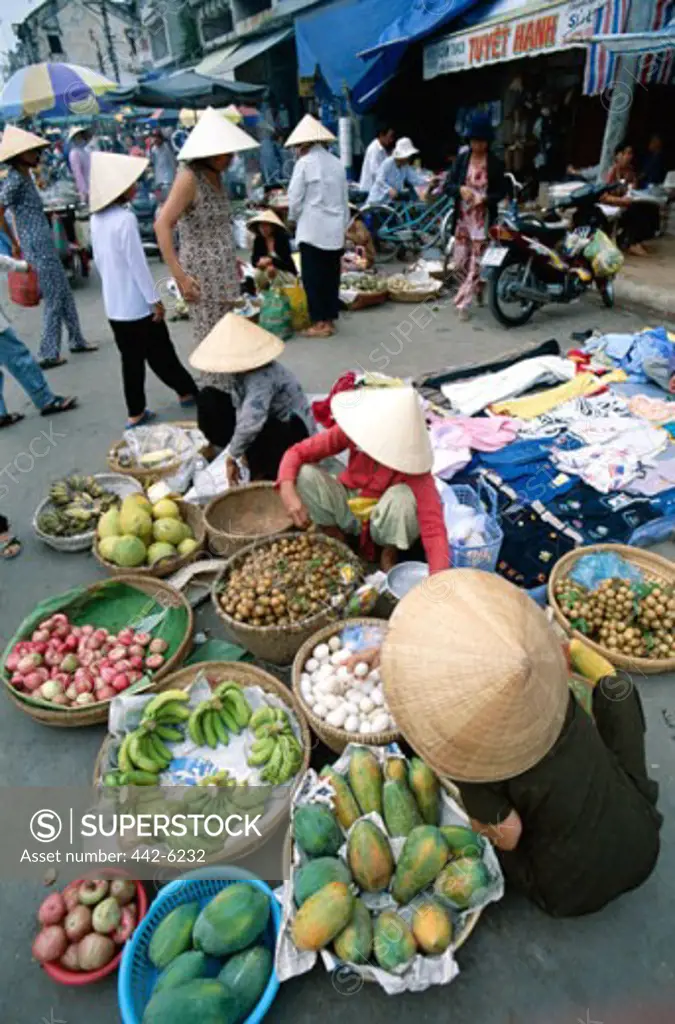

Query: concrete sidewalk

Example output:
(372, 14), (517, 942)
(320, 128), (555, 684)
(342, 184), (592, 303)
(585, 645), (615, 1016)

(615, 233), (675, 323)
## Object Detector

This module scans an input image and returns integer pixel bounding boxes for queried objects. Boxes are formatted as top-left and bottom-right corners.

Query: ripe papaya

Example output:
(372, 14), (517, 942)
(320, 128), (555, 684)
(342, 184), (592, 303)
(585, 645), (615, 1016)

(148, 901), (200, 969)
(142, 979), (236, 1024)
(154, 950), (208, 993)
(291, 881), (354, 951)
(333, 897), (373, 965)
(294, 804), (343, 858)
(347, 820), (394, 893)
(193, 883), (270, 957)
(218, 945), (272, 1021)
(320, 766), (361, 829)
(382, 779), (422, 838)
(294, 857), (352, 907)
(408, 759), (440, 826)
(373, 911), (416, 973)
(439, 825), (484, 859)
(348, 747), (383, 817)
(384, 757), (407, 783)
(434, 857), (490, 910)
(411, 898), (453, 955)
(391, 825), (449, 904)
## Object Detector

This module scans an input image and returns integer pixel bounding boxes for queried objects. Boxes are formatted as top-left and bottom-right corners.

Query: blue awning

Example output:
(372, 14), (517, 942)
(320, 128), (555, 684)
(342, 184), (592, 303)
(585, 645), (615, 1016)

(357, 0), (482, 60)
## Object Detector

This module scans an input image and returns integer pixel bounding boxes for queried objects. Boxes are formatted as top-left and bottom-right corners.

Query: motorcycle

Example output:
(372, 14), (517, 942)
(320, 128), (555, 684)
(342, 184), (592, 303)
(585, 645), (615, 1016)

(131, 178), (160, 257)
(481, 174), (624, 327)
(44, 205), (91, 286)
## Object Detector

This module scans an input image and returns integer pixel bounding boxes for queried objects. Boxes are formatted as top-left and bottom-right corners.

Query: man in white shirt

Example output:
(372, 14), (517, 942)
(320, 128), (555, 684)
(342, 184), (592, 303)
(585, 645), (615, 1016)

(286, 114), (349, 339)
(89, 152), (196, 428)
(359, 126), (395, 193)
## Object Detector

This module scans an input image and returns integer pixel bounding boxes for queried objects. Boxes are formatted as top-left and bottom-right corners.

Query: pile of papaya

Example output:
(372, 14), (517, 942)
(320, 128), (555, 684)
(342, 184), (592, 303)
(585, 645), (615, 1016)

(141, 882), (273, 1024)
(289, 747), (492, 976)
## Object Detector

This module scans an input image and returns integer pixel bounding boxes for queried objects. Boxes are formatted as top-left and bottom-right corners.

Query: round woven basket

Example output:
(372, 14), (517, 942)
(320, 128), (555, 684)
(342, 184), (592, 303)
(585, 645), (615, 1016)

(3, 575), (194, 728)
(388, 285), (443, 303)
(32, 473), (143, 553)
(345, 290), (389, 311)
(548, 543), (675, 675)
(212, 534), (364, 666)
(93, 500), (206, 579)
(291, 618), (398, 753)
(204, 483), (293, 559)
(107, 421), (213, 485)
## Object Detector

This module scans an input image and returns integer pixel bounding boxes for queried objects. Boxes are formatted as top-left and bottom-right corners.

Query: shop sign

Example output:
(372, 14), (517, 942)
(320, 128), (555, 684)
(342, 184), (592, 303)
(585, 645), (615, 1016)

(424, 0), (603, 79)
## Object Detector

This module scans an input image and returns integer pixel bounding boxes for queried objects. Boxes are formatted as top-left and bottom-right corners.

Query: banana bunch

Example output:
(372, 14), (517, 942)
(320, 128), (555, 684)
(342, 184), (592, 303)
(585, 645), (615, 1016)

(49, 481), (71, 507)
(103, 691), (190, 787)
(247, 705), (304, 784)
(188, 683), (252, 750)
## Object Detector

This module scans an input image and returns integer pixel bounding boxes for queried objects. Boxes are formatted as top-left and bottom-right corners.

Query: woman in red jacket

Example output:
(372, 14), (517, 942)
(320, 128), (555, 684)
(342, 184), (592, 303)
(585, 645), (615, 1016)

(278, 386), (449, 573)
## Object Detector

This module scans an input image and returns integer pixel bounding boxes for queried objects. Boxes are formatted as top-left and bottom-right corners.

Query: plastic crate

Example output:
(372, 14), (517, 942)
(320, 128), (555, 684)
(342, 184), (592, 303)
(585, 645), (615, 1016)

(118, 874), (280, 1024)
(446, 479), (503, 572)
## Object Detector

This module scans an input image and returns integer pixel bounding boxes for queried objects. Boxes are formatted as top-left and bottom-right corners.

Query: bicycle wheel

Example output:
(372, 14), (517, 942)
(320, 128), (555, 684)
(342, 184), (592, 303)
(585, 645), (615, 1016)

(363, 204), (405, 264)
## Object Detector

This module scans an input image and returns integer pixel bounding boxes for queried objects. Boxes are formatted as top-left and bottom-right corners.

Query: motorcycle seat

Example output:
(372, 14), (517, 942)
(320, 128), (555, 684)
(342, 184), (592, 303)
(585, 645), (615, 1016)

(516, 216), (567, 242)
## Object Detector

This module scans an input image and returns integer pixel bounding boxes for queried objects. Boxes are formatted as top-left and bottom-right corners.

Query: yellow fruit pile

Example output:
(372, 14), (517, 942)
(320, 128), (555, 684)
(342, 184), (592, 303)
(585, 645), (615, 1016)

(96, 494), (199, 569)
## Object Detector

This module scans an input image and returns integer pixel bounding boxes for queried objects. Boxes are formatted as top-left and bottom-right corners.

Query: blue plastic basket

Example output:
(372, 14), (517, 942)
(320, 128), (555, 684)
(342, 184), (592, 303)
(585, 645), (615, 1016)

(446, 479), (503, 573)
(118, 874), (281, 1024)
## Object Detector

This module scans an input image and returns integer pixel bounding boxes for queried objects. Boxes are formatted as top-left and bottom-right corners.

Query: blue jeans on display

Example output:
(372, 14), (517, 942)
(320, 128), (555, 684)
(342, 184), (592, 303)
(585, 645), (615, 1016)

(0, 326), (54, 417)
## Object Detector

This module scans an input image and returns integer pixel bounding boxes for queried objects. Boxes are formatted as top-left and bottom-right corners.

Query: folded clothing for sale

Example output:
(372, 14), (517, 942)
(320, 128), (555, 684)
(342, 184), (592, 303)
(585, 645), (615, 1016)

(490, 370), (627, 419)
(544, 482), (661, 545)
(625, 448), (675, 497)
(514, 391), (633, 439)
(440, 355), (575, 416)
(552, 423), (669, 493)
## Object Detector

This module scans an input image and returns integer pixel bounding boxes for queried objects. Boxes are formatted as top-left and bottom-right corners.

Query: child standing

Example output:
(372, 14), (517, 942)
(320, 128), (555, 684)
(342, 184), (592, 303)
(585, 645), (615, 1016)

(89, 153), (197, 427)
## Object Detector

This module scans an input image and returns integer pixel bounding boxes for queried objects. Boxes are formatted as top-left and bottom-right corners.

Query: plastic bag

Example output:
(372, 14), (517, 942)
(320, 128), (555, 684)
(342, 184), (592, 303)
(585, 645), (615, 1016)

(568, 552), (644, 590)
(259, 286), (293, 339)
(583, 230), (624, 279)
(282, 282), (310, 331)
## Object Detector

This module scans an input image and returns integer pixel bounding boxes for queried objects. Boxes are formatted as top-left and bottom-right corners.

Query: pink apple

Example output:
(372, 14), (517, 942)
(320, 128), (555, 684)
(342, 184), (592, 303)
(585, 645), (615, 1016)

(24, 672), (43, 692)
(128, 671), (143, 684)
(112, 673), (130, 692)
(5, 651), (20, 672)
(96, 686), (117, 701)
(75, 677), (94, 695)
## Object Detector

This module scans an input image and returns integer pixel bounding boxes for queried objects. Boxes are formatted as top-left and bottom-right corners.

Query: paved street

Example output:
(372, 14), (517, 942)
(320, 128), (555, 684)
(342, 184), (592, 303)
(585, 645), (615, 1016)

(0, 267), (674, 1023)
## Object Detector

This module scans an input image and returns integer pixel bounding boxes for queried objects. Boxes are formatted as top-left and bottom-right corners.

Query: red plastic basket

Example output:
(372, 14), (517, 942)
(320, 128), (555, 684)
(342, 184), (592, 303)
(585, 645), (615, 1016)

(8, 267), (40, 307)
(42, 879), (148, 987)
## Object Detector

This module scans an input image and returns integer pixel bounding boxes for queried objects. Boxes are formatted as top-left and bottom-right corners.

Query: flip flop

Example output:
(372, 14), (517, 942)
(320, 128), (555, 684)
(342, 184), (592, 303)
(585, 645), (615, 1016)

(126, 409), (157, 429)
(70, 344), (99, 353)
(179, 395), (197, 409)
(38, 356), (68, 370)
(0, 412), (25, 429)
(0, 536), (21, 559)
(40, 396), (78, 416)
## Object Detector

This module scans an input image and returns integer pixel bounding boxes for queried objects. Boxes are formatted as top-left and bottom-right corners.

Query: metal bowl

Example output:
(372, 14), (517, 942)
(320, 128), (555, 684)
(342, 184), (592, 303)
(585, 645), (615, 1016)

(386, 561), (429, 600)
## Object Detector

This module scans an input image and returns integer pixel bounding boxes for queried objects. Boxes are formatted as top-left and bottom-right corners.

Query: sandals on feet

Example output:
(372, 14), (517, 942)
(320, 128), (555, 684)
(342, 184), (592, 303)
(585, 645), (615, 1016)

(0, 412), (25, 429)
(70, 344), (99, 353)
(40, 396), (77, 416)
(0, 536), (21, 559)
(39, 356), (68, 370)
(126, 409), (157, 430)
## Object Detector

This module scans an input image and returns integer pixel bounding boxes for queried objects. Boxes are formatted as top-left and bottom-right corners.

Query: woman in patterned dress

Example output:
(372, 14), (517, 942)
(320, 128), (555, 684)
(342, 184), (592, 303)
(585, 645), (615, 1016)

(0, 126), (94, 368)
(155, 108), (259, 359)
(443, 113), (505, 321)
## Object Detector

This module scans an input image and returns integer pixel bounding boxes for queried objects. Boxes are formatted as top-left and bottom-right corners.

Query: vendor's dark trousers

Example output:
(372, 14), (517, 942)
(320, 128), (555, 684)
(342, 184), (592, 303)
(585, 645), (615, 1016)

(197, 387), (309, 480)
(618, 202), (660, 248)
(109, 316), (197, 419)
(300, 243), (341, 323)
(0, 515), (8, 534)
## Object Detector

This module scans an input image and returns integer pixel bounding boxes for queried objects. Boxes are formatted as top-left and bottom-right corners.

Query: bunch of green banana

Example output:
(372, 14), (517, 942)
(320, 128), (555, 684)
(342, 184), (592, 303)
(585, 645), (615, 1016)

(188, 684), (252, 750)
(141, 689), (191, 736)
(247, 705), (304, 784)
(103, 691), (191, 786)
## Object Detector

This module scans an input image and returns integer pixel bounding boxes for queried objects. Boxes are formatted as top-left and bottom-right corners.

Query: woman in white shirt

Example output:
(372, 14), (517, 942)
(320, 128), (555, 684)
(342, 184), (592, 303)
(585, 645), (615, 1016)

(89, 153), (196, 428)
(367, 137), (426, 207)
(359, 126), (395, 193)
(286, 115), (349, 339)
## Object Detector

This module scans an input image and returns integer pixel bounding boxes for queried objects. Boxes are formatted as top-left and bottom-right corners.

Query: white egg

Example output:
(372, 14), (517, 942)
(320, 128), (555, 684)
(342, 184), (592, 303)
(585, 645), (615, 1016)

(336, 666), (352, 683)
(305, 658), (319, 673)
(346, 689), (363, 705)
(344, 714), (360, 733)
(326, 707), (347, 729)
(310, 670), (323, 686)
(334, 649), (351, 664)
(313, 702), (328, 720)
(313, 643), (330, 661)
(368, 668), (381, 683)
(353, 661), (369, 678)
(323, 694), (340, 711)
(371, 712), (390, 734)
(359, 719), (372, 734)
(330, 651), (344, 666)
(371, 687), (385, 707)
(300, 679), (314, 701)
(328, 635), (342, 652)
(300, 672), (312, 687)
(359, 681), (374, 696)
(359, 697), (374, 715)
(303, 692), (317, 708)
(342, 701), (359, 717)
(317, 662), (334, 678)
(319, 678), (339, 696)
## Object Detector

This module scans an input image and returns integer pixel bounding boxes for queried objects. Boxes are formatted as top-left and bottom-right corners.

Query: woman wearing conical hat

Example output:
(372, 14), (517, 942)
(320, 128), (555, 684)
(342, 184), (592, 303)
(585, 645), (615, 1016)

(277, 386), (449, 573)
(248, 209), (297, 291)
(285, 114), (349, 338)
(191, 312), (315, 488)
(154, 108), (259, 352)
(381, 570), (662, 917)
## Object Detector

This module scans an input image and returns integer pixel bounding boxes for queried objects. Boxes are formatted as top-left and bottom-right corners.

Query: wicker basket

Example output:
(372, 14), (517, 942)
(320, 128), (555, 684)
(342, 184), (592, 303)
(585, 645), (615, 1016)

(291, 618), (397, 753)
(212, 534), (364, 666)
(32, 473), (143, 553)
(93, 500), (206, 579)
(548, 543), (675, 675)
(107, 421), (213, 485)
(204, 483), (293, 559)
(345, 290), (389, 311)
(3, 575), (194, 728)
(388, 285), (443, 303)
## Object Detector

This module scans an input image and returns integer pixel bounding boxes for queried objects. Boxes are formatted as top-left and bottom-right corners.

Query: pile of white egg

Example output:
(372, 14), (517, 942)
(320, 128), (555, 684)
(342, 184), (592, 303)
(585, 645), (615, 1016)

(298, 635), (396, 736)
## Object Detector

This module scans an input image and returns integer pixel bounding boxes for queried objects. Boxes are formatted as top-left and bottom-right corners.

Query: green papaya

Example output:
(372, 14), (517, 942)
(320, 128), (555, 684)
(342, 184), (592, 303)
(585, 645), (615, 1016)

(218, 945), (272, 1022)
(294, 804), (343, 858)
(333, 898), (373, 965)
(294, 856), (352, 907)
(291, 881), (354, 951)
(383, 757), (407, 783)
(411, 898), (453, 955)
(382, 779), (422, 838)
(142, 980), (236, 1024)
(148, 902), (200, 969)
(154, 950), (208, 993)
(408, 759), (440, 826)
(347, 820), (394, 893)
(391, 825), (449, 904)
(320, 766), (361, 830)
(193, 883), (270, 957)
(373, 911), (416, 973)
(439, 825), (484, 859)
(434, 857), (491, 910)
(348, 747), (383, 817)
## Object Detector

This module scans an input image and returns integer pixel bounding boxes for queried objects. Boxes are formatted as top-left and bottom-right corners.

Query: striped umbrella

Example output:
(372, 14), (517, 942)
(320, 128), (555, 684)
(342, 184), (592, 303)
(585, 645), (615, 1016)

(0, 62), (117, 119)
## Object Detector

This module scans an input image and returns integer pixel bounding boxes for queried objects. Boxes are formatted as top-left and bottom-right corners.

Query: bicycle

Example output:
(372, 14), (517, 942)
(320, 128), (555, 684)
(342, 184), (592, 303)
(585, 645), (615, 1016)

(357, 191), (455, 264)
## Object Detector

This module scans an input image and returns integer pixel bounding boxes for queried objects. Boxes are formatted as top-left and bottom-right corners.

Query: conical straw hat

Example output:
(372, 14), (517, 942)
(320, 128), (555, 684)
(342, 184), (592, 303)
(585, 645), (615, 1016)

(0, 125), (49, 163)
(178, 106), (259, 161)
(89, 152), (149, 213)
(285, 114), (336, 147)
(331, 386), (432, 474)
(67, 124), (89, 142)
(189, 311), (284, 374)
(381, 569), (570, 783)
(247, 208), (287, 232)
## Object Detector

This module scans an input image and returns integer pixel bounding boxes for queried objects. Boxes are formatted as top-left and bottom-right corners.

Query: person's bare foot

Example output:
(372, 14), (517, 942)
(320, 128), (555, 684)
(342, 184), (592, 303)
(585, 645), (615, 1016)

(380, 545), (399, 572)
(302, 322), (332, 338)
(457, 308), (471, 322)
(627, 243), (648, 257)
